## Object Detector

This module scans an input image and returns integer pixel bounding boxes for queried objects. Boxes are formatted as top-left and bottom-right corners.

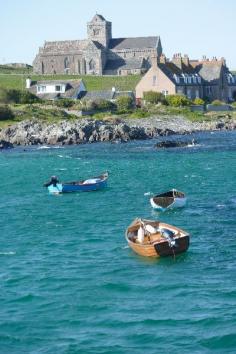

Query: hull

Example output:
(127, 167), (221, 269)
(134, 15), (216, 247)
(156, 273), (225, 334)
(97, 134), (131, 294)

(150, 196), (187, 211)
(47, 173), (108, 194)
(127, 235), (189, 257)
(126, 219), (190, 258)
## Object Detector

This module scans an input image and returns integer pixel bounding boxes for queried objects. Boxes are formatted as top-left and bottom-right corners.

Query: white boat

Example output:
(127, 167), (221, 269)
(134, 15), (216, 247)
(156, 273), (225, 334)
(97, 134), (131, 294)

(150, 189), (187, 211)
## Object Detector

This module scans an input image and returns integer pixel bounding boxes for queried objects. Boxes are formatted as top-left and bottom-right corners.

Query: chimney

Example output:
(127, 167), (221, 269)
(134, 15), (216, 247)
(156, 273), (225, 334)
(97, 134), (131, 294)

(220, 57), (226, 66)
(172, 53), (182, 69)
(26, 78), (32, 89)
(182, 54), (189, 66)
(151, 55), (158, 68)
(159, 54), (166, 64)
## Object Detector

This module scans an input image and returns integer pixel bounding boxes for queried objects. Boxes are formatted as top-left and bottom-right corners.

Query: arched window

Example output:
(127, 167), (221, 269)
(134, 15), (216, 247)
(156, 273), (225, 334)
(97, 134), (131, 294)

(64, 57), (69, 69)
(82, 59), (86, 74)
(41, 62), (44, 74)
(89, 59), (96, 71)
(78, 60), (81, 74)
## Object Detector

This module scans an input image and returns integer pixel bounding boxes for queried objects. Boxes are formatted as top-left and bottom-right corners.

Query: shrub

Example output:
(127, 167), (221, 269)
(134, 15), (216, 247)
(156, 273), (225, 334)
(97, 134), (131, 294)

(0, 105), (14, 120)
(116, 96), (133, 112)
(166, 94), (191, 107)
(193, 98), (205, 105)
(54, 98), (74, 108)
(231, 101), (236, 107)
(143, 91), (166, 104)
(19, 91), (40, 104)
(211, 99), (224, 106)
(0, 88), (39, 104)
(129, 109), (150, 118)
(93, 99), (114, 111)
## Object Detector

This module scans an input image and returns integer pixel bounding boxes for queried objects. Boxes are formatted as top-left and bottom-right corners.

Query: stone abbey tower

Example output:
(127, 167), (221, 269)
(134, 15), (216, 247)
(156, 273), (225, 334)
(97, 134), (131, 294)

(33, 14), (162, 76)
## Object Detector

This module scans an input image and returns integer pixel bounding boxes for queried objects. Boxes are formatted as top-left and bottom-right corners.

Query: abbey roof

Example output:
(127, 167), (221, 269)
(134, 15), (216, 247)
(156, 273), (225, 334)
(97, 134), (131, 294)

(109, 36), (160, 50)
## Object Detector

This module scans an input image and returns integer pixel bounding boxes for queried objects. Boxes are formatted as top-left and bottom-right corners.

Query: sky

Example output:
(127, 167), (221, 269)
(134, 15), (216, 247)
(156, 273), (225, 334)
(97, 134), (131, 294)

(0, 0), (235, 69)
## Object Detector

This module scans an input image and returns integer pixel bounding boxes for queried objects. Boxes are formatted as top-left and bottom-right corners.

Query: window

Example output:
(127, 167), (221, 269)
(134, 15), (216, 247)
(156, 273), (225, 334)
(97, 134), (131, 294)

(162, 90), (168, 97)
(55, 85), (61, 92)
(64, 57), (69, 69)
(187, 88), (192, 99)
(37, 85), (46, 93)
(206, 86), (212, 95)
(89, 59), (96, 71)
(152, 75), (157, 86)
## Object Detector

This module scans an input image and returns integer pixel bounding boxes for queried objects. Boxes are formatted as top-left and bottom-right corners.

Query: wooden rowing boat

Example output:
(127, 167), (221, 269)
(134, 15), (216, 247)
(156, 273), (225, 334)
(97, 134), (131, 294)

(125, 218), (190, 257)
(150, 189), (187, 211)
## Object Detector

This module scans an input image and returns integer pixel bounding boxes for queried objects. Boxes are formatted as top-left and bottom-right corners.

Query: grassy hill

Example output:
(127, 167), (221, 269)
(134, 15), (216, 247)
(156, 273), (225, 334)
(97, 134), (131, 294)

(0, 72), (141, 92)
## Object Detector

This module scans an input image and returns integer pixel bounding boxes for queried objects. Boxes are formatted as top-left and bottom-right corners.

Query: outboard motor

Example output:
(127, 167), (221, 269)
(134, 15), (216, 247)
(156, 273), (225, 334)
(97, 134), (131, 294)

(160, 228), (176, 247)
(43, 176), (59, 187)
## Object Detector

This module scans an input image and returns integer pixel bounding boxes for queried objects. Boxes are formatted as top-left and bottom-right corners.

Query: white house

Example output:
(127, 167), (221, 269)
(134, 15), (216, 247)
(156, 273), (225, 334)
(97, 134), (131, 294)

(26, 78), (86, 100)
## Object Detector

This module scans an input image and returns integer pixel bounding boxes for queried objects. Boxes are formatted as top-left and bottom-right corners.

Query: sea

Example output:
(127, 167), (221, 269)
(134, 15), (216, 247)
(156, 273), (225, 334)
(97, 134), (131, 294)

(1, 130), (236, 354)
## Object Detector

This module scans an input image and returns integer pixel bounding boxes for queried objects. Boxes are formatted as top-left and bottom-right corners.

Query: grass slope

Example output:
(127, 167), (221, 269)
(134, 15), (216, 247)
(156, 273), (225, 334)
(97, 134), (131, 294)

(0, 73), (141, 92)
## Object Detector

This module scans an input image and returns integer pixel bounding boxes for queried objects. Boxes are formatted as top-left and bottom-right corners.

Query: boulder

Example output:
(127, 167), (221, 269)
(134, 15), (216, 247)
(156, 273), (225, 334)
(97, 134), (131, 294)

(155, 139), (196, 149)
(0, 140), (13, 149)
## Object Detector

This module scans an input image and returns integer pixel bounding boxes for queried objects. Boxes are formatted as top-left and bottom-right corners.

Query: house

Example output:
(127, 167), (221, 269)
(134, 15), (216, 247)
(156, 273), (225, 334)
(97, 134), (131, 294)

(136, 54), (236, 102)
(26, 78), (86, 100)
(33, 14), (162, 76)
(81, 87), (135, 103)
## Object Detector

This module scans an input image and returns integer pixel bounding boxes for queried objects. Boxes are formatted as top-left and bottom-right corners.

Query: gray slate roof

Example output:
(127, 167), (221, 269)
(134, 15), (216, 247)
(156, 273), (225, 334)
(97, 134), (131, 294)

(196, 62), (223, 83)
(104, 58), (144, 71)
(109, 37), (159, 50)
(82, 90), (114, 101)
(82, 90), (135, 101)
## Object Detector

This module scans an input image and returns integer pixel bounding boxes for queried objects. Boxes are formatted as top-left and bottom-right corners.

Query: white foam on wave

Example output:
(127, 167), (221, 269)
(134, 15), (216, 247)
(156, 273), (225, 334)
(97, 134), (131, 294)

(58, 154), (71, 158)
(37, 146), (51, 150)
(144, 192), (152, 196)
(0, 251), (16, 255)
(216, 204), (226, 209)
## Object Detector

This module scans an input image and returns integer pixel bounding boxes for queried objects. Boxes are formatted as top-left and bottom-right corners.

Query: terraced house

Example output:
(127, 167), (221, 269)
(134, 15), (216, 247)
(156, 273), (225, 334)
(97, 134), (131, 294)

(136, 54), (236, 102)
(33, 14), (162, 76)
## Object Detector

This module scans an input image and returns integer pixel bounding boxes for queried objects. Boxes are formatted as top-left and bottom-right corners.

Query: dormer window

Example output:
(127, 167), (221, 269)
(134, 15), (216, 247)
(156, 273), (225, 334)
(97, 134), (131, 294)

(227, 74), (235, 84)
(174, 74), (180, 83)
(182, 74), (188, 84)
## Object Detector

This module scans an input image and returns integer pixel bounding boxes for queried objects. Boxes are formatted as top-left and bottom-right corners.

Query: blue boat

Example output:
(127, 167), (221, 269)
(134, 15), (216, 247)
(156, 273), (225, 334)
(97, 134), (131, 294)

(44, 172), (108, 194)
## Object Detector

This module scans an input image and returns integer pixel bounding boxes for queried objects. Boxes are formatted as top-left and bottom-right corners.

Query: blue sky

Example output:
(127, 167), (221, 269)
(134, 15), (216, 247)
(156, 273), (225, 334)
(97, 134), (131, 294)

(1, 0), (235, 68)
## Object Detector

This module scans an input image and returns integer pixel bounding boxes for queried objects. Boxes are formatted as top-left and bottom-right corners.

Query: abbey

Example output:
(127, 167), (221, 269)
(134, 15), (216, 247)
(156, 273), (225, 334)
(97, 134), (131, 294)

(33, 14), (162, 76)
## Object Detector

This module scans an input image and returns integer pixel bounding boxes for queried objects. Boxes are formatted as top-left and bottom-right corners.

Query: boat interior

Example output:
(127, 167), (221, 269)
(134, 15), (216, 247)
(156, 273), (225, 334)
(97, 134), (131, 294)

(62, 173), (108, 186)
(154, 190), (185, 198)
(127, 220), (183, 245)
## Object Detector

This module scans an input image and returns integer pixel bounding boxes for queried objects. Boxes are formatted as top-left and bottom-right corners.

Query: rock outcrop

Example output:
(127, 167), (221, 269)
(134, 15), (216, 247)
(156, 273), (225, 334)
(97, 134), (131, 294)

(0, 115), (235, 146)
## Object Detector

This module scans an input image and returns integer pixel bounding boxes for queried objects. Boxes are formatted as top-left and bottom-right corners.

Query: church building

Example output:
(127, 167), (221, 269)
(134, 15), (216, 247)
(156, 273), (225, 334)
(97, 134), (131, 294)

(33, 14), (162, 76)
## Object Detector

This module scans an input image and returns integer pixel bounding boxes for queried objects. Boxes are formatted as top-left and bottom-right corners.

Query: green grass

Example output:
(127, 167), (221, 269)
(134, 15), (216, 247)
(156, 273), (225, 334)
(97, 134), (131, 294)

(0, 73), (141, 92)
(0, 65), (32, 75)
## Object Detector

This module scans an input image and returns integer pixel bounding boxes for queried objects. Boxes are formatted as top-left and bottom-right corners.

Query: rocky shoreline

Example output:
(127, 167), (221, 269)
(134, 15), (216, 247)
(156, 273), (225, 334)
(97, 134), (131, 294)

(0, 115), (235, 147)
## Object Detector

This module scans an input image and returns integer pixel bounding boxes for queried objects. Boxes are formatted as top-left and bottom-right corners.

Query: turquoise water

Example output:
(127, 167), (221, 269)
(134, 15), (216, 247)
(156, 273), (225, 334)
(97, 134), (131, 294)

(1, 131), (236, 354)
